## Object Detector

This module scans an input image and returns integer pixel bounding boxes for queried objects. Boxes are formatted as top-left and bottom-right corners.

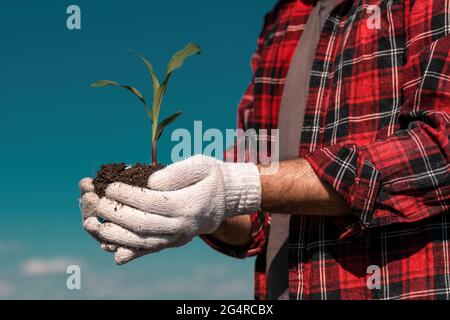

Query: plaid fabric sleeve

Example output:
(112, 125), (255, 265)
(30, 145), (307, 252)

(305, 1), (450, 234)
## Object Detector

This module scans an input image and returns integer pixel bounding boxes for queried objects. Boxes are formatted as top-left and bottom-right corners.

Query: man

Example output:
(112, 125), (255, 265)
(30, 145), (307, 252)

(80, 0), (450, 300)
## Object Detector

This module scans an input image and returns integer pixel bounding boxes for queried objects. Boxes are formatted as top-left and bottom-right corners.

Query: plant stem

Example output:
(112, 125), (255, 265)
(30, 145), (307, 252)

(152, 139), (157, 166)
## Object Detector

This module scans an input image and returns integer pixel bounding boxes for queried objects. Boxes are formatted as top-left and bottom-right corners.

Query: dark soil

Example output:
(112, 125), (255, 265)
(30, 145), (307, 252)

(93, 163), (164, 197)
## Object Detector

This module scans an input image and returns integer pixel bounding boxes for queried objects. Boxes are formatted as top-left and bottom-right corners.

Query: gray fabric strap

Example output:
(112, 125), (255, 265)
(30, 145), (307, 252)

(266, 0), (344, 300)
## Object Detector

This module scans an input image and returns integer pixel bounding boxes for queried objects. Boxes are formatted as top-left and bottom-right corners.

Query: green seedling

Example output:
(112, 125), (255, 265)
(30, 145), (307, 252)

(92, 43), (201, 166)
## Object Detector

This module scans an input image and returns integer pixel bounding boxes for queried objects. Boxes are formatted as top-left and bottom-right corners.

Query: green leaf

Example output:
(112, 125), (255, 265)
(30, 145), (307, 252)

(129, 50), (160, 95)
(152, 75), (170, 125)
(91, 80), (152, 120)
(144, 105), (153, 122)
(155, 111), (182, 141)
(166, 43), (201, 76)
(152, 43), (200, 131)
(91, 80), (120, 87)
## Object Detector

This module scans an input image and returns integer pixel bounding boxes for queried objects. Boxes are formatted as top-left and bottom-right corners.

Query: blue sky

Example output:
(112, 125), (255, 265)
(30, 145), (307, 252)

(0, 1), (275, 299)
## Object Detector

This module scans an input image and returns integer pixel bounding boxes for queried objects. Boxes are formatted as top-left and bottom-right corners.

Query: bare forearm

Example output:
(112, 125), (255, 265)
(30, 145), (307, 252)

(209, 215), (252, 246)
(208, 158), (350, 247)
(259, 158), (351, 216)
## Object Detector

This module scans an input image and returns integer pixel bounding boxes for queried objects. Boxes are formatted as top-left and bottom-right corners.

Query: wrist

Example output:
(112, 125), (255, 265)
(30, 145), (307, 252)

(207, 215), (252, 246)
(221, 162), (261, 217)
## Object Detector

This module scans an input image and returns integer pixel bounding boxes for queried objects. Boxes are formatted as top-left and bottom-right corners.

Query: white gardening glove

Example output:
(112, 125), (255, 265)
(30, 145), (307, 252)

(79, 155), (261, 264)
(80, 177), (191, 264)
(80, 179), (151, 264)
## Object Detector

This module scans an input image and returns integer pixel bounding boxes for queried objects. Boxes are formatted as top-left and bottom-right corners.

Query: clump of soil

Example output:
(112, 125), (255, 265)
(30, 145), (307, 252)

(93, 163), (164, 197)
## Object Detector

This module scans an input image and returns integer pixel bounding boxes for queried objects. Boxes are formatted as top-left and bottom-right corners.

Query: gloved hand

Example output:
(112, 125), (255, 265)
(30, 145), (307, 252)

(79, 178), (153, 264)
(79, 155), (261, 264)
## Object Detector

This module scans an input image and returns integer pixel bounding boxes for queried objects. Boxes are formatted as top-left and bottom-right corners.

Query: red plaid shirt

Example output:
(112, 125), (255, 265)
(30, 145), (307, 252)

(202, 0), (450, 299)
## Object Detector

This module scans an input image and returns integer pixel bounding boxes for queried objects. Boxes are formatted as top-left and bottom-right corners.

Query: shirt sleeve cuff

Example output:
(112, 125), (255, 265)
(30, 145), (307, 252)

(305, 143), (381, 239)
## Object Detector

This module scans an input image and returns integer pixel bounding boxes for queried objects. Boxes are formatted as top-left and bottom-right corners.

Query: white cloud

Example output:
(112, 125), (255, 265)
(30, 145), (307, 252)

(9, 257), (252, 299)
(21, 257), (83, 276)
(82, 263), (252, 299)
(148, 264), (251, 298)
(0, 280), (15, 298)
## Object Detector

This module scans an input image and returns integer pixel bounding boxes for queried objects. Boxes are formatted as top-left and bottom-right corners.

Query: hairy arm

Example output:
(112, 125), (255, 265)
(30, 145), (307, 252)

(259, 158), (351, 216)
(210, 158), (351, 245)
